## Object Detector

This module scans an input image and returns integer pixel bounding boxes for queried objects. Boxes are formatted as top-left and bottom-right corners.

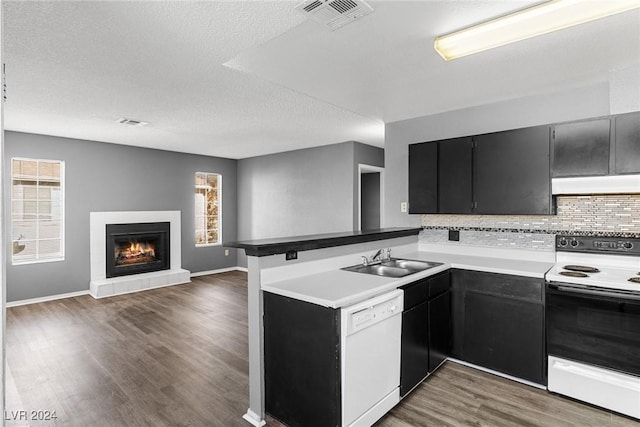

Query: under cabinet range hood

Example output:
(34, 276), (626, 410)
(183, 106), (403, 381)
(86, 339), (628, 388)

(552, 175), (640, 195)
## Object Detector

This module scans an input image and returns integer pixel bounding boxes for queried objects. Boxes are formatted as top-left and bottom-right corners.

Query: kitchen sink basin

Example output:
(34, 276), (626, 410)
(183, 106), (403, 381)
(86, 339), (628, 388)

(382, 258), (442, 271)
(342, 258), (443, 278)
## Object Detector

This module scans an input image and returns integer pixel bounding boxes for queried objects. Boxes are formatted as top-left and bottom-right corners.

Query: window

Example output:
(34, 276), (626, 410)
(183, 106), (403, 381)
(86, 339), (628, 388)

(195, 172), (221, 246)
(11, 158), (65, 264)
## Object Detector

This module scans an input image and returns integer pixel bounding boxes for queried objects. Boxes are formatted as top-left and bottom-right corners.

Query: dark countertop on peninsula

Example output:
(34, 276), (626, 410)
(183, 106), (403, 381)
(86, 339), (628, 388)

(224, 227), (422, 257)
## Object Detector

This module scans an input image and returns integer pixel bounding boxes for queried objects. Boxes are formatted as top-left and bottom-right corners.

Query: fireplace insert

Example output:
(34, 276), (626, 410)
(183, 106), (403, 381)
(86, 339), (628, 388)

(106, 222), (170, 278)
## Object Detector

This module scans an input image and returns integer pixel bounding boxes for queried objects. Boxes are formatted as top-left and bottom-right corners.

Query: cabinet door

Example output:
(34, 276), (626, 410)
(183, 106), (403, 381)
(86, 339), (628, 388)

(438, 137), (473, 214)
(264, 293), (340, 427)
(552, 118), (610, 177)
(463, 291), (545, 384)
(474, 126), (552, 215)
(408, 142), (438, 213)
(428, 290), (451, 372)
(614, 111), (640, 174)
(400, 300), (429, 397)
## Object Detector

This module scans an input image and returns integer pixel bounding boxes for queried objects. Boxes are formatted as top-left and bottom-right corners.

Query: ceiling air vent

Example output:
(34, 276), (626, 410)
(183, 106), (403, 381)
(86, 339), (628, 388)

(116, 118), (149, 127)
(295, 0), (374, 31)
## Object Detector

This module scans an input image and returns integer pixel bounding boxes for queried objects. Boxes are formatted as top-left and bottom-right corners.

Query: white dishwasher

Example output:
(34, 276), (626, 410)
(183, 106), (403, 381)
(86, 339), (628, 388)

(341, 289), (403, 427)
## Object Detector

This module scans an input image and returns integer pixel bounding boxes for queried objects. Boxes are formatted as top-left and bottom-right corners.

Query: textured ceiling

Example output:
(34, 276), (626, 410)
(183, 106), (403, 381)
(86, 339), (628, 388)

(3, 1), (640, 159)
(228, 0), (640, 123)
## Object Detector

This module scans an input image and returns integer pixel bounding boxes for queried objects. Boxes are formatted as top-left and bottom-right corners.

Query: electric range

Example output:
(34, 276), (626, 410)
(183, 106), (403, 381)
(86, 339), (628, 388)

(545, 234), (640, 420)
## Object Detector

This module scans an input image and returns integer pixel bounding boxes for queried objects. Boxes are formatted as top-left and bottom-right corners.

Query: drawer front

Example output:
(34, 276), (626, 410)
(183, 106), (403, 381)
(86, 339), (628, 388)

(452, 269), (543, 302)
(401, 278), (429, 310)
(429, 271), (450, 298)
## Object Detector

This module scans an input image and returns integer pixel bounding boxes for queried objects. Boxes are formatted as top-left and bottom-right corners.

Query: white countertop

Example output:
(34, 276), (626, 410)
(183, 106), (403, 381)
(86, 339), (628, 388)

(396, 250), (554, 279)
(261, 249), (555, 309)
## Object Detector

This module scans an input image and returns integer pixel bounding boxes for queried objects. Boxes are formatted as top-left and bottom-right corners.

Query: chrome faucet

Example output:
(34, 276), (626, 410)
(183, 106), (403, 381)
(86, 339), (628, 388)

(362, 248), (391, 266)
(372, 248), (384, 262)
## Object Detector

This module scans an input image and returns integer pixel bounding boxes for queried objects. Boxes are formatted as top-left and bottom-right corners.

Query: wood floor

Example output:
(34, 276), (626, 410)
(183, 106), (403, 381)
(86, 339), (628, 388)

(6, 272), (638, 426)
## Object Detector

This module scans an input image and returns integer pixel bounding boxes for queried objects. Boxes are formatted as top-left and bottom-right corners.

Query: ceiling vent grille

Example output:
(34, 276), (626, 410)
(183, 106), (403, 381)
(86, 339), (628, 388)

(116, 118), (149, 127)
(295, 0), (374, 30)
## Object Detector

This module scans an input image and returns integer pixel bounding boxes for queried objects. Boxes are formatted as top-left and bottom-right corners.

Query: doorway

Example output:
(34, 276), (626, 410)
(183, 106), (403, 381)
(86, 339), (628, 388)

(358, 164), (384, 231)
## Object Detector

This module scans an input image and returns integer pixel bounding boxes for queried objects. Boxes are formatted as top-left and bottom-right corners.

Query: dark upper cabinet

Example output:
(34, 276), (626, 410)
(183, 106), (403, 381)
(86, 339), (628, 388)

(614, 111), (640, 174)
(552, 118), (611, 177)
(408, 142), (437, 214)
(474, 125), (552, 215)
(438, 137), (473, 214)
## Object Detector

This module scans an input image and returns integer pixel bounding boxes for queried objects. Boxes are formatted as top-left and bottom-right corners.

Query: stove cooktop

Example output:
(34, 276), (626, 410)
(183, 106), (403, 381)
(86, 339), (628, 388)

(547, 235), (640, 293)
(563, 265), (600, 273)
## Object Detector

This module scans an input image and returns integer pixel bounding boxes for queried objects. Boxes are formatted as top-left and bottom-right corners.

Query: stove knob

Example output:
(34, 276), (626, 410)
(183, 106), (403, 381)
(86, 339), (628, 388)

(558, 238), (568, 247)
(623, 242), (633, 250)
(570, 239), (579, 247)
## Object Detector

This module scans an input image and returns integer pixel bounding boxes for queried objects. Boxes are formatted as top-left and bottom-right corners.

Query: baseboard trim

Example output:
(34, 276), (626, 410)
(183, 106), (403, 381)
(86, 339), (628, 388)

(7, 267), (248, 307)
(191, 266), (247, 277)
(447, 358), (547, 390)
(242, 409), (266, 427)
(7, 290), (91, 308)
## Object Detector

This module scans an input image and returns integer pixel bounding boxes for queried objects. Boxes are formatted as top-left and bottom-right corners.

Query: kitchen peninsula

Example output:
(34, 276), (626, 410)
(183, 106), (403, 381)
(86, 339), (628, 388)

(226, 228), (556, 426)
(226, 227), (424, 426)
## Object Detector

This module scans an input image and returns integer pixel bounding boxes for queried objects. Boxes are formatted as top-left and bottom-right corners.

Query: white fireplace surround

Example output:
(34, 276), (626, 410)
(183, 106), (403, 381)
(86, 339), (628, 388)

(89, 210), (191, 298)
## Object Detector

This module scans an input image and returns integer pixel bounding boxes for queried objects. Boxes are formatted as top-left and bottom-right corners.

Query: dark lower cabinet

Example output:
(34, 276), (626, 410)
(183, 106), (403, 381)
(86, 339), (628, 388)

(464, 292), (544, 383)
(400, 300), (429, 396)
(451, 269), (546, 385)
(400, 271), (451, 397)
(614, 111), (640, 174)
(428, 290), (451, 372)
(264, 292), (340, 427)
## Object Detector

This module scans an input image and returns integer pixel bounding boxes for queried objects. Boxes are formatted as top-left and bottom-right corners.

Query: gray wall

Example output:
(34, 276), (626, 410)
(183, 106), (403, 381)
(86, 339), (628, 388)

(237, 142), (353, 241)
(237, 141), (384, 266)
(384, 82), (611, 228)
(5, 131), (238, 302)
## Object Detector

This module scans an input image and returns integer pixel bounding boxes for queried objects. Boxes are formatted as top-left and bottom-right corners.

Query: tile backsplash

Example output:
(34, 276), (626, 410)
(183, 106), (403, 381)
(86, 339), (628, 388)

(420, 194), (640, 250)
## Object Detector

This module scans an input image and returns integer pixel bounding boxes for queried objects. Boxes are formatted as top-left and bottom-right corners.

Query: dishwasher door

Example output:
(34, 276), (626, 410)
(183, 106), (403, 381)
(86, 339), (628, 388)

(341, 290), (403, 427)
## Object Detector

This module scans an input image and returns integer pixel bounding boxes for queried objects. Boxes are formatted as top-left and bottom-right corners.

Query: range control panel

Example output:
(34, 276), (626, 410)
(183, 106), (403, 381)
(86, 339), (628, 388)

(556, 235), (640, 256)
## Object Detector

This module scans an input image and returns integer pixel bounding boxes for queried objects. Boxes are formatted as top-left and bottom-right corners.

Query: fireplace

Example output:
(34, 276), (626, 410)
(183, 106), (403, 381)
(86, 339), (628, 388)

(106, 222), (170, 278)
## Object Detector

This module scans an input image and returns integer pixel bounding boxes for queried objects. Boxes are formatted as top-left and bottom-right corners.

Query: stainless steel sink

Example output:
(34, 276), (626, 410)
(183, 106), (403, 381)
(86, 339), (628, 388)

(381, 258), (442, 271)
(342, 258), (443, 278)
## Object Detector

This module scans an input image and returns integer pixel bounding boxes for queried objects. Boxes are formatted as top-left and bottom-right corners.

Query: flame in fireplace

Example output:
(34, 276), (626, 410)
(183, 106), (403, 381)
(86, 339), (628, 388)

(115, 240), (157, 266)
(126, 242), (155, 258)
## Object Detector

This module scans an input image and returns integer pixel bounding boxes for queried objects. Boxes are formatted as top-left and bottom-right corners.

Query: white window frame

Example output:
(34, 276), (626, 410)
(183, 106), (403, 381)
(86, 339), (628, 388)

(195, 172), (222, 247)
(11, 157), (65, 265)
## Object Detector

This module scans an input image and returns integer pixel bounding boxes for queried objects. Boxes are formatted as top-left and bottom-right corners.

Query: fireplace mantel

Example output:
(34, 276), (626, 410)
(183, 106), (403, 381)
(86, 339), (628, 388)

(89, 211), (190, 298)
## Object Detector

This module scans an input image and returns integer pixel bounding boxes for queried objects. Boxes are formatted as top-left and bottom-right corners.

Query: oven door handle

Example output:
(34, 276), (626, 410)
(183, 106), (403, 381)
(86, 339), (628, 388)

(548, 283), (640, 301)
(551, 359), (640, 392)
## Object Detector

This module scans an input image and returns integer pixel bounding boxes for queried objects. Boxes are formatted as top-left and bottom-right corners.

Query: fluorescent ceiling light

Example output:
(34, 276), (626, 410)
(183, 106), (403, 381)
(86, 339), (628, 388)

(434, 0), (640, 61)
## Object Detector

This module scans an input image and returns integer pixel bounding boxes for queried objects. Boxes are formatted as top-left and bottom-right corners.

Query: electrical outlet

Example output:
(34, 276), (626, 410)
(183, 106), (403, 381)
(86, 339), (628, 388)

(400, 202), (408, 213)
(224, 249), (229, 256)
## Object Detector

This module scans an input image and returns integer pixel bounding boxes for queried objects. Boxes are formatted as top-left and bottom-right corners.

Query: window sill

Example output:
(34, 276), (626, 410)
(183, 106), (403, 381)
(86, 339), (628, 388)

(195, 243), (222, 248)
(12, 257), (65, 266)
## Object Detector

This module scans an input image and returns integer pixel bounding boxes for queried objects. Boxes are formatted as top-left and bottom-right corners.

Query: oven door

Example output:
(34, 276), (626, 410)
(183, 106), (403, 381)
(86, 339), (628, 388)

(546, 282), (640, 377)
